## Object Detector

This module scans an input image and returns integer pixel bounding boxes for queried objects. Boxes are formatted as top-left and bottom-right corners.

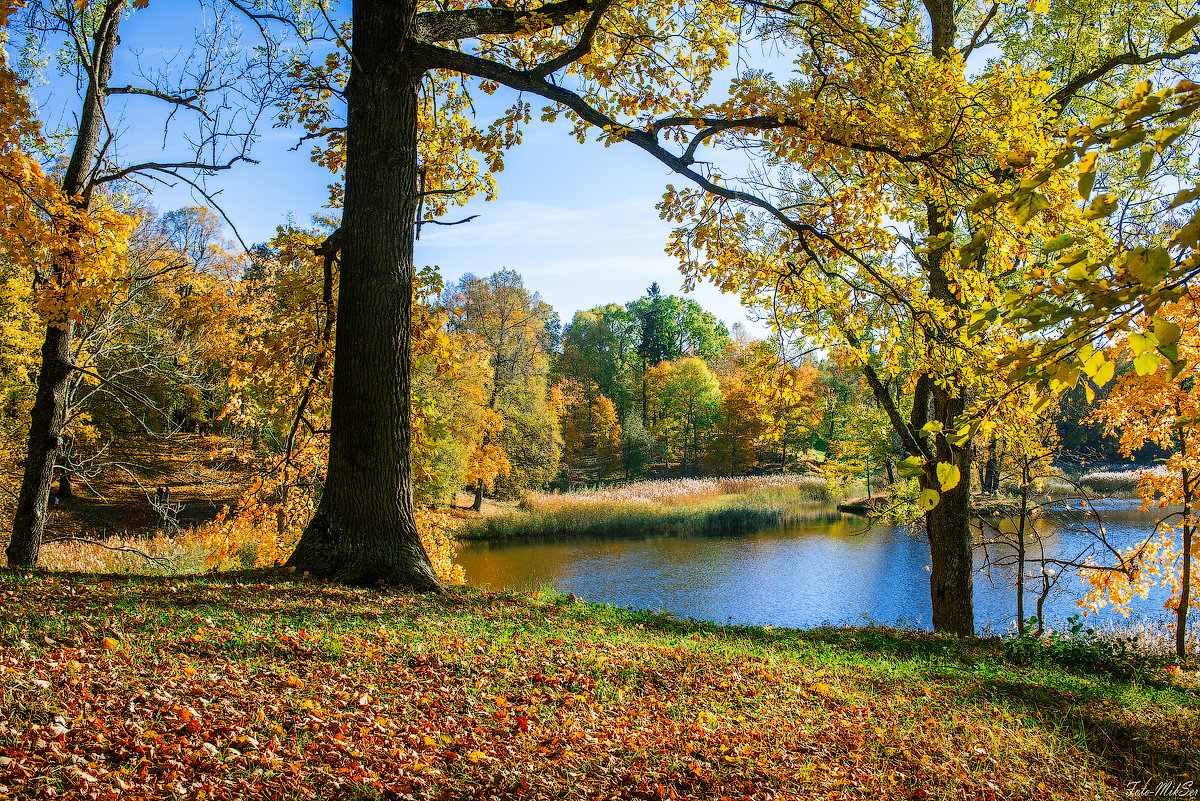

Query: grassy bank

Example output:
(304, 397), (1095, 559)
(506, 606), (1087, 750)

(1, 573), (1196, 800)
(463, 475), (832, 541)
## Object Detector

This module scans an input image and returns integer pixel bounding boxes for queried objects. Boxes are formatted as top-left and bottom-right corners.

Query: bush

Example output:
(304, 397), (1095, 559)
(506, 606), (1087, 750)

(1003, 615), (1167, 680)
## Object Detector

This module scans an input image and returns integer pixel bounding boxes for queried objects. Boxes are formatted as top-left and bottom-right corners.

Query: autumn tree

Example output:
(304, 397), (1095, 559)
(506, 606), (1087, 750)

(627, 283), (729, 423)
(646, 357), (721, 476)
(4, 0), (281, 568)
(557, 304), (639, 417)
(443, 270), (560, 507)
(275, 0), (745, 586)
(1086, 291), (1200, 657)
(561, 380), (622, 483)
(584, 1), (1199, 635)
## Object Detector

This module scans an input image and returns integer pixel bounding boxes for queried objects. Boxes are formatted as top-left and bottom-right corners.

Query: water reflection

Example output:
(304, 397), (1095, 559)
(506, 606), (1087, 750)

(459, 503), (1176, 632)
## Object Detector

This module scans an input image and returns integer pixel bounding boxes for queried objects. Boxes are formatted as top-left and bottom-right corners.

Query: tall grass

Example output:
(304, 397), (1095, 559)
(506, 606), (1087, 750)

(465, 474), (834, 541)
(37, 533), (208, 575)
(523, 474), (830, 512)
(1079, 467), (1166, 495)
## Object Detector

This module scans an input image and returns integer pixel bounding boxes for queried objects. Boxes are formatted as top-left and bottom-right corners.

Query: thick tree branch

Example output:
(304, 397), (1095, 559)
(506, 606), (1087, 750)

(410, 0), (597, 42)
(1049, 43), (1200, 111)
(412, 41), (895, 283)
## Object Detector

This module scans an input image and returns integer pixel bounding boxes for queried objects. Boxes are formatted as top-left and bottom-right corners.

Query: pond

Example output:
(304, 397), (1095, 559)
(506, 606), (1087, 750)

(459, 500), (1183, 633)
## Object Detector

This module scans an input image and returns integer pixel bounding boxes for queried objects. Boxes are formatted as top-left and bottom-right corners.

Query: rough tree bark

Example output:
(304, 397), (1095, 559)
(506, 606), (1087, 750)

(924, 385), (974, 637)
(7, 0), (125, 569)
(284, 0), (440, 589)
(917, 182), (975, 638)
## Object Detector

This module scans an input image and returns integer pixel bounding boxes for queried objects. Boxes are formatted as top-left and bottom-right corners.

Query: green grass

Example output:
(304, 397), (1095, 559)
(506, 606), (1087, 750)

(0, 571), (1196, 800)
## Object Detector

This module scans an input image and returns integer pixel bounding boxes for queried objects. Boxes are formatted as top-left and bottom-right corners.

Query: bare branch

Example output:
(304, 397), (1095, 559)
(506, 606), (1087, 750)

(105, 85), (210, 119)
(41, 536), (177, 567)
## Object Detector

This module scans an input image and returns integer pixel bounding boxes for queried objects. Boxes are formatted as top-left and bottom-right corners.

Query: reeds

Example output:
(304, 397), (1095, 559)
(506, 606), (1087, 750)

(1079, 467), (1166, 494)
(464, 475), (835, 541)
(522, 474), (830, 513)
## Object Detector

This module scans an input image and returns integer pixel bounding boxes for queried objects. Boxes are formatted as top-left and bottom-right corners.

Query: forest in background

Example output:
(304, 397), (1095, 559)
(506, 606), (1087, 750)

(0, 206), (1157, 528)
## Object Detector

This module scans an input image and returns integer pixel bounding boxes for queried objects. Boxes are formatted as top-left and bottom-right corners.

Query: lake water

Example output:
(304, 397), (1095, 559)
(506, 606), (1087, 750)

(459, 500), (1184, 633)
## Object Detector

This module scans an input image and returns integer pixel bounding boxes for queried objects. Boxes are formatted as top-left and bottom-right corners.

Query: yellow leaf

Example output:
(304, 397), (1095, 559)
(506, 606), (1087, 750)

(101, 637), (120, 651)
(1133, 351), (1161, 376)
(936, 463), (961, 492)
(919, 487), (940, 512)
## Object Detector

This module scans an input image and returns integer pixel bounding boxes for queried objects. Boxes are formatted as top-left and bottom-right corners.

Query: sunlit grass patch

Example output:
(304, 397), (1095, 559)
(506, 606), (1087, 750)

(36, 532), (208, 575)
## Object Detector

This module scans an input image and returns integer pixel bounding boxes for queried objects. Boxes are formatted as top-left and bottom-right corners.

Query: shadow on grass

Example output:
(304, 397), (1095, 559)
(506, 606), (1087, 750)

(974, 674), (1200, 782)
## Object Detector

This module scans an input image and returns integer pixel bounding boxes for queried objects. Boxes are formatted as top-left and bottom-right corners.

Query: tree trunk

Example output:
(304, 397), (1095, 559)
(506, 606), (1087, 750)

(7, 325), (73, 567)
(7, 0), (125, 569)
(924, 386), (974, 637)
(1016, 456), (1029, 636)
(982, 438), (999, 496)
(285, 0), (439, 589)
(1179, 464), (1192, 657)
(56, 470), (73, 501)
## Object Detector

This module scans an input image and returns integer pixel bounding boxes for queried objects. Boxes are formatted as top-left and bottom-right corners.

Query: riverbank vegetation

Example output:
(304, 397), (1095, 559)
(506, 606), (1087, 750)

(2, 573), (1196, 801)
(462, 475), (833, 541)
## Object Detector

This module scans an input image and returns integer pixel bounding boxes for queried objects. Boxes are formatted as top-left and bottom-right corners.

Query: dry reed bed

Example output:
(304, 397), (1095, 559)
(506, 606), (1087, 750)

(1079, 466), (1168, 494)
(524, 474), (829, 513)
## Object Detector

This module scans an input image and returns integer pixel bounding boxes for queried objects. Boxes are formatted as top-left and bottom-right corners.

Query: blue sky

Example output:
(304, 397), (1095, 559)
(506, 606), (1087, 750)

(29, 2), (771, 337)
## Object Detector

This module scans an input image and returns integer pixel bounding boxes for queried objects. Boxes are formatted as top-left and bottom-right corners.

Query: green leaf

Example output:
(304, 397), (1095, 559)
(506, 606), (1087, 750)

(971, 192), (1000, 212)
(1019, 169), (1053, 189)
(1078, 152), (1098, 200)
(918, 487), (941, 512)
(1137, 147), (1155, 180)
(1031, 395), (1054, 416)
(1013, 192), (1050, 225)
(936, 463), (961, 492)
(1128, 331), (1157, 355)
(1152, 316), (1183, 347)
(919, 421), (943, 436)
(1109, 128), (1145, 151)
(1133, 351), (1161, 376)
(1126, 247), (1171, 288)
(944, 426), (971, 447)
(1154, 124), (1190, 150)
(1065, 262), (1090, 281)
(1042, 234), (1077, 254)
(897, 455), (925, 479)
(1167, 187), (1200, 211)
(1082, 194), (1118, 220)
(1056, 248), (1090, 268)
(1050, 150), (1077, 169)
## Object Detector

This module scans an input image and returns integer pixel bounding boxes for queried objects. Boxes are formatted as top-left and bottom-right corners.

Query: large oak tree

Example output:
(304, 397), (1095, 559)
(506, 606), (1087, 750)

(282, 0), (738, 586)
